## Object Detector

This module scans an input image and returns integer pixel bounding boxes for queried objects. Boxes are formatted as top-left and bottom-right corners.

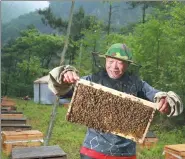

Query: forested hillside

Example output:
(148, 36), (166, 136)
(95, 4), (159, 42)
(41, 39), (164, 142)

(2, 1), (152, 44)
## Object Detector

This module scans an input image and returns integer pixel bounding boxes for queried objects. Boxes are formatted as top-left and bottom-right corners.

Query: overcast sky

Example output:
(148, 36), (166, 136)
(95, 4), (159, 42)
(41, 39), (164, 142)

(12, 1), (50, 10)
(2, 1), (50, 23)
(24, 1), (49, 10)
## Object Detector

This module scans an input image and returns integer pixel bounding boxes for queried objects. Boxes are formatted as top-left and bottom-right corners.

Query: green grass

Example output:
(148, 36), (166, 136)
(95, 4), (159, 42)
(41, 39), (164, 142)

(2, 99), (185, 159)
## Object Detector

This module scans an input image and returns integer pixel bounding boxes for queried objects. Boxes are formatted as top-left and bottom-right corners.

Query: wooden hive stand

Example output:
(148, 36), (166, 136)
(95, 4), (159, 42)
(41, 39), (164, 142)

(11, 145), (67, 159)
(1, 130), (43, 155)
(164, 144), (185, 159)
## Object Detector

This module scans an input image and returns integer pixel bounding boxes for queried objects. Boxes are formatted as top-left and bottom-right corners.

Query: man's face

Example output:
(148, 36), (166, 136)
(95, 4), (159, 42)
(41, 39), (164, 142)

(106, 57), (128, 79)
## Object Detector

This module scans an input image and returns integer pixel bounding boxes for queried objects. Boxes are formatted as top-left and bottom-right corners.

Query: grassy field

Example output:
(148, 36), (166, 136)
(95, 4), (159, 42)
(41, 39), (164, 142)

(2, 99), (185, 159)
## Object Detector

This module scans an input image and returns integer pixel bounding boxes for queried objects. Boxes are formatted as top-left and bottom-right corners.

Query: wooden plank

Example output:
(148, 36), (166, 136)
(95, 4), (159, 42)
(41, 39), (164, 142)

(1, 118), (27, 124)
(165, 144), (185, 152)
(1, 106), (16, 111)
(2, 130), (43, 140)
(165, 152), (179, 159)
(0, 114), (24, 118)
(12, 145), (67, 159)
(2, 130), (43, 155)
(1, 101), (16, 107)
(2, 130), (43, 136)
(1, 124), (32, 131)
(1, 110), (18, 113)
(164, 144), (185, 157)
(67, 79), (157, 143)
(2, 111), (23, 114)
(3, 141), (42, 156)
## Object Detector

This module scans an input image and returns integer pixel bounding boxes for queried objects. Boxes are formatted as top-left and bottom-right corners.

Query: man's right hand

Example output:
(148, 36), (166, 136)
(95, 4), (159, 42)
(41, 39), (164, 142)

(63, 71), (80, 84)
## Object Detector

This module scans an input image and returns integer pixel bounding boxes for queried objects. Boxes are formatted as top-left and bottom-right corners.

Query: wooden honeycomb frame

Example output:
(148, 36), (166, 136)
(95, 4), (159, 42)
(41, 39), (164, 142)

(67, 79), (157, 143)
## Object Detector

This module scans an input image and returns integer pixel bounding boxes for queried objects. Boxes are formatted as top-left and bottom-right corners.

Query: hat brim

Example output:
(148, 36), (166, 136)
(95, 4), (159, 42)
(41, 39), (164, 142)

(96, 53), (139, 67)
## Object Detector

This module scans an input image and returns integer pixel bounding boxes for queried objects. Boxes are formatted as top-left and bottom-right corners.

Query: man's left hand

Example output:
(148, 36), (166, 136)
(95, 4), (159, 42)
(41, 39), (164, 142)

(158, 98), (170, 115)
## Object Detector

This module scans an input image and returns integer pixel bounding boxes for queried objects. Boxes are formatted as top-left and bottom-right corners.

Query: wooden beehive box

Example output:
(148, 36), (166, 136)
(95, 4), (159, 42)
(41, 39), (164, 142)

(2, 130), (43, 155)
(67, 79), (157, 143)
(63, 103), (70, 108)
(1, 117), (27, 124)
(164, 144), (185, 159)
(139, 131), (158, 149)
(1, 97), (16, 110)
(1, 112), (25, 124)
(1, 124), (32, 131)
(12, 145), (67, 159)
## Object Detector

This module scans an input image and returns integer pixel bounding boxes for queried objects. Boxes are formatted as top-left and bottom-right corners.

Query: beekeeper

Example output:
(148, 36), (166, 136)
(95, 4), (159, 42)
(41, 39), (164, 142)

(48, 43), (183, 159)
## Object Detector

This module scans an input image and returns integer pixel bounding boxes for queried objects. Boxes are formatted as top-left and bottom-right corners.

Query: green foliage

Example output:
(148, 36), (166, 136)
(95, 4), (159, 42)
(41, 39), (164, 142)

(1, 27), (64, 97)
(72, 2), (185, 127)
(38, 7), (68, 32)
(73, 20), (104, 75)
(130, 2), (185, 97)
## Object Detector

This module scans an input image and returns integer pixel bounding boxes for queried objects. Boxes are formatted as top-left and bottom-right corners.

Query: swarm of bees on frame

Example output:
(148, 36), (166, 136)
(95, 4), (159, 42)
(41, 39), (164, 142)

(67, 83), (154, 139)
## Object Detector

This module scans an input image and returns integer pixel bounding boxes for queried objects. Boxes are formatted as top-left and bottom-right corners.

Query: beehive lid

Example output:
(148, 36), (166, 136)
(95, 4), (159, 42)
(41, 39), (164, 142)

(164, 144), (185, 157)
(12, 145), (67, 159)
(145, 131), (157, 138)
(2, 130), (43, 141)
(67, 79), (157, 143)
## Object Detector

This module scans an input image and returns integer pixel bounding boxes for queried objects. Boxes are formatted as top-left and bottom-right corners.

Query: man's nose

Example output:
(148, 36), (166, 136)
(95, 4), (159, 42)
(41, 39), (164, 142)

(112, 61), (118, 68)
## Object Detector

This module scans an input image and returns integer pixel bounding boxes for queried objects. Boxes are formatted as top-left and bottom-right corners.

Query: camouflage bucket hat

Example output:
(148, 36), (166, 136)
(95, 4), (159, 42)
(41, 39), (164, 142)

(106, 43), (134, 63)
(98, 43), (136, 64)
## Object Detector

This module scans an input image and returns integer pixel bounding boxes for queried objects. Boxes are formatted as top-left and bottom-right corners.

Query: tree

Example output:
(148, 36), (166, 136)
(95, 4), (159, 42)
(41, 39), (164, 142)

(1, 27), (64, 96)
(127, 1), (163, 23)
(125, 2), (185, 126)
(38, 4), (95, 65)
(38, 7), (68, 32)
(60, 0), (75, 65)
(103, 1), (119, 35)
(44, 0), (76, 147)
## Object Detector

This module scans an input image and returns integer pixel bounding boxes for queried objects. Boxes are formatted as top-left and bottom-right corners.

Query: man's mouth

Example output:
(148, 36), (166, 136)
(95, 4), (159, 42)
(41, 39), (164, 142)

(110, 70), (120, 75)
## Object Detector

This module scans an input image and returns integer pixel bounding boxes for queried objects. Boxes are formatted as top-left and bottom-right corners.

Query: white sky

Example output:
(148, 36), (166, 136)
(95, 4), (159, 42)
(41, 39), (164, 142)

(27, 1), (49, 10)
